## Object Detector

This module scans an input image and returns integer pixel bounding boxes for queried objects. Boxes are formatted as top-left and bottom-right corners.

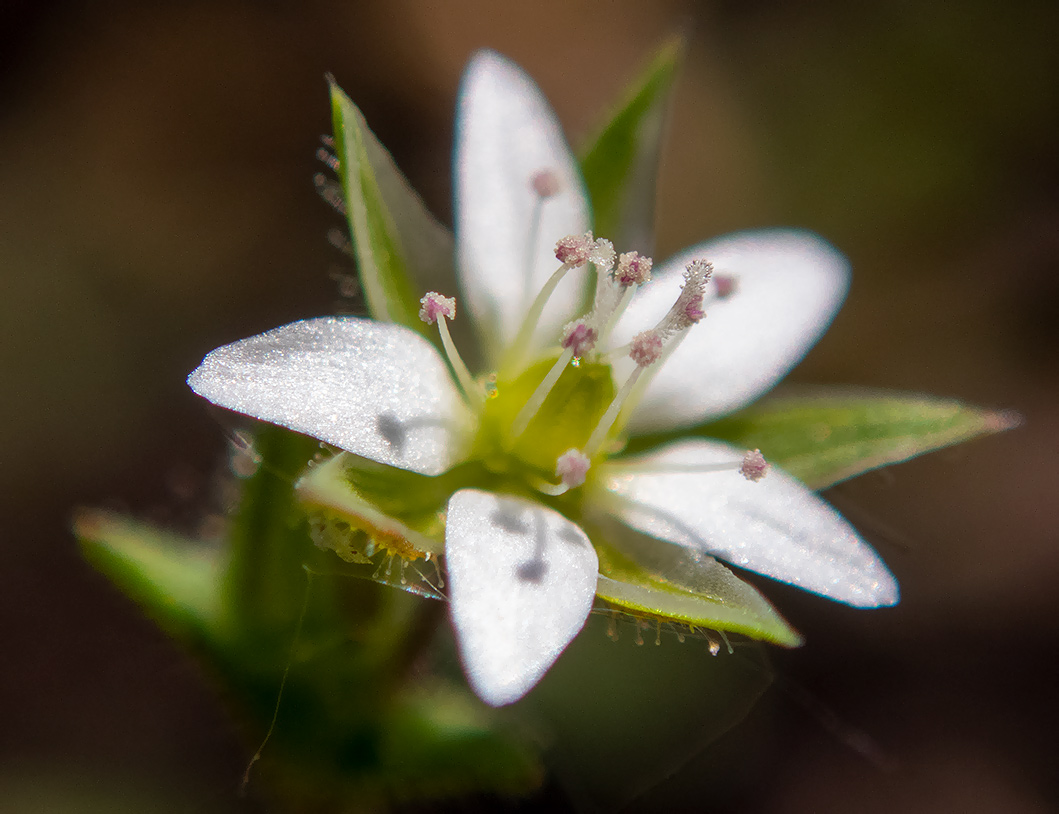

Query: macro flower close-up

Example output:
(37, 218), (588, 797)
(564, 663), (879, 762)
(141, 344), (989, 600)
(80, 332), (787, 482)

(8, 5), (1046, 809)
(189, 51), (906, 707)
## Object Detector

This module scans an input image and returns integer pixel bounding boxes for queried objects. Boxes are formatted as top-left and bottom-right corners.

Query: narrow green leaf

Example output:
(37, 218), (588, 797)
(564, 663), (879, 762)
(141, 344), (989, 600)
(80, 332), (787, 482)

(75, 509), (223, 640)
(579, 35), (685, 251)
(591, 527), (803, 647)
(328, 79), (455, 330)
(696, 391), (1022, 489)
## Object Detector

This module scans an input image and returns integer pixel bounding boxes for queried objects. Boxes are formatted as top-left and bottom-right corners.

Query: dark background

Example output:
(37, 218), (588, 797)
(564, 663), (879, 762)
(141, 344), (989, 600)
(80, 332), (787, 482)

(2, 1), (1057, 811)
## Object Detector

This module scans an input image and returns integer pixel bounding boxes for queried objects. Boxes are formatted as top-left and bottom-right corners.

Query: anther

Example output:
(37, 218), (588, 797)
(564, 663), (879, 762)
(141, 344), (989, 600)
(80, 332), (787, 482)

(554, 232), (595, 267)
(589, 238), (616, 272)
(595, 251), (653, 346)
(587, 260), (713, 455)
(739, 449), (769, 482)
(555, 448), (591, 489)
(506, 232), (597, 372)
(561, 320), (598, 358)
(628, 330), (663, 367)
(531, 169), (561, 198)
(615, 251), (652, 287)
(418, 291), (456, 324)
(714, 273), (737, 299)
(673, 260), (711, 330)
(419, 292), (478, 403)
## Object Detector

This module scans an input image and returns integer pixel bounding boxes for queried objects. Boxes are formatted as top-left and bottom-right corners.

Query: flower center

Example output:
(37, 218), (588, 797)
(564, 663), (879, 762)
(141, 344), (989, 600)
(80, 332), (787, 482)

(419, 167), (720, 498)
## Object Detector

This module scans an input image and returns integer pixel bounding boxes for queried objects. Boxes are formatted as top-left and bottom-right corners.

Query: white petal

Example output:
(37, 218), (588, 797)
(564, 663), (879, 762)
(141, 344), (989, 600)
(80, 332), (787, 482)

(455, 51), (590, 361)
(601, 439), (898, 607)
(446, 489), (598, 706)
(612, 229), (849, 432)
(187, 317), (470, 476)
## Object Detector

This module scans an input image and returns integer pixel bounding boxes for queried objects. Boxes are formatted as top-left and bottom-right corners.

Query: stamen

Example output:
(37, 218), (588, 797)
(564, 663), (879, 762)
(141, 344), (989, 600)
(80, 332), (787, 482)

(714, 273), (738, 299)
(505, 232), (595, 371)
(621, 453), (768, 476)
(554, 232), (595, 267)
(668, 260), (711, 332)
(589, 260), (711, 451)
(561, 319), (598, 358)
(615, 252), (653, 287)
(596, 284), (638, 347)
(628, 330), (663, 367)
(509, 347), (574, 439)
(555, 448), (591, 488)
(583, 365), (644, 456)
(593, 250), (653, 346)
(522, 171), (558, 305)
(589, 238), (616, 273)
(531, 169), (561, 198)
(419, 292), (479, 403)
(418, 291), (455, 324)
(739, 449), (769, 482)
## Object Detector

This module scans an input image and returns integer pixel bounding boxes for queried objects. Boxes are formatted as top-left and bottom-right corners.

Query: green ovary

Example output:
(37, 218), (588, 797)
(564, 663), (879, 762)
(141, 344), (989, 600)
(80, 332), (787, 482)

(472, 355), (616, 489)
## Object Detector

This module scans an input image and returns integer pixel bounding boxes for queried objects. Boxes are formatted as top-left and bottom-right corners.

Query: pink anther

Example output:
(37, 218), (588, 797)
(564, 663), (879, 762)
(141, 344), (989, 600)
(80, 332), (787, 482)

(531, 169), (561, 198)
(629, 330), (664, 367)
(418, 291), (457, 325)
(556, 448), (591, 488)
(740, 449), (769, 482)
(554, 232), (594, 267)
(561, 320), (598, 357)
(616, 251), (653, 286)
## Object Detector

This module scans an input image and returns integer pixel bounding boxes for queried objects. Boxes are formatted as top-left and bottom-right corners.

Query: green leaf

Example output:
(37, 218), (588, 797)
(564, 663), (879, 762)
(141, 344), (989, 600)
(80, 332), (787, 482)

(696, 391), (1022, 489)
(591, 525), (803, 647)
(75, 509), (223, 641)
(579, 35), (684, 251)
(328, 79), (455, 330)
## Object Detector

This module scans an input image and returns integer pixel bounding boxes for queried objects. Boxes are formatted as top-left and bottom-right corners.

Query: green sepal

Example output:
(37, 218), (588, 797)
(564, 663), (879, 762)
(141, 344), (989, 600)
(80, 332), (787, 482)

(690, 391), (1021, 489)
(328, 79), (455, 331)
(590, 524), (803, 647)
(298, 452), (448, 559)
(75, 509), (224, 643)
(579, 35), (684, 251)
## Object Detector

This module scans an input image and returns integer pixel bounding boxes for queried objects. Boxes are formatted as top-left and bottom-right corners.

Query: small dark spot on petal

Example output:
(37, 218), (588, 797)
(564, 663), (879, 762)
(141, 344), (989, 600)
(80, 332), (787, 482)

(377, 413), (406, 450)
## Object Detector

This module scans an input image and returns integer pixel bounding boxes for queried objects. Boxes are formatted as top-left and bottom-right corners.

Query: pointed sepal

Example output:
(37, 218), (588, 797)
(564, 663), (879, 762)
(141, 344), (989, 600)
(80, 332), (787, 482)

(699, 390), (1022, 489)
(579, 34), (684, 252)
(328, 78), (456, 329)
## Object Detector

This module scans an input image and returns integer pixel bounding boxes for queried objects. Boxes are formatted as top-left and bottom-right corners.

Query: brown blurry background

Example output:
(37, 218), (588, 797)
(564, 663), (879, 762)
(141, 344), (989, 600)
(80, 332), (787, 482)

(2, 1), (1057, 811)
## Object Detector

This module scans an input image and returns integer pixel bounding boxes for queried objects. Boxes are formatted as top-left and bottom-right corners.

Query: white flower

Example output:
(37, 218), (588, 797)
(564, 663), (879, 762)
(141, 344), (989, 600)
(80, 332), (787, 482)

(187, 51), (897, 707)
